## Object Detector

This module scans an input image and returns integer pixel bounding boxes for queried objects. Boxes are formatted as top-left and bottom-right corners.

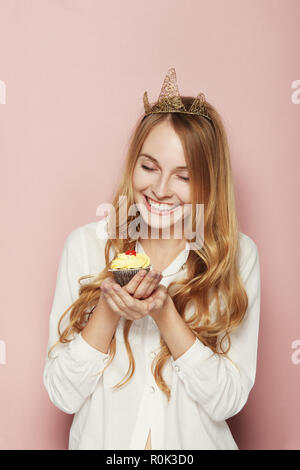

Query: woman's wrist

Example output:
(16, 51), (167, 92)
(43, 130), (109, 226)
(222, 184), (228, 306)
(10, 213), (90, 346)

(81, 295), (120, 353)
(94, 294), (121, 323)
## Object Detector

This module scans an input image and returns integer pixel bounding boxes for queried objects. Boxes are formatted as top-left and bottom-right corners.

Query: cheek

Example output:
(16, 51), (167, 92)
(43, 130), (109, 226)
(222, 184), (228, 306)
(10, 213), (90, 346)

(132, 166), (152, 192)
(174, 183), (191, 204)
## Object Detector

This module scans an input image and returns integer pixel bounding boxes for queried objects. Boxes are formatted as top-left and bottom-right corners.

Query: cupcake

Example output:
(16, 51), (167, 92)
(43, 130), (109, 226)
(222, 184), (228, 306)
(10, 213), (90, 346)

(108, 249), (151, 287)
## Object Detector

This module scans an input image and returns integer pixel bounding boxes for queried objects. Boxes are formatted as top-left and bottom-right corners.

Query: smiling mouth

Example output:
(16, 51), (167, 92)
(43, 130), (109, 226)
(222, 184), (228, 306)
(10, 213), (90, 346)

(143, 195), (180, 215)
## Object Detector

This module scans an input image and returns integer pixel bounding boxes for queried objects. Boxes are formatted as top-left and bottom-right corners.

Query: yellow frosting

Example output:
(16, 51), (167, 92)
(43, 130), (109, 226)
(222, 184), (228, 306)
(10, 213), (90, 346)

(110, 252), (150, 270)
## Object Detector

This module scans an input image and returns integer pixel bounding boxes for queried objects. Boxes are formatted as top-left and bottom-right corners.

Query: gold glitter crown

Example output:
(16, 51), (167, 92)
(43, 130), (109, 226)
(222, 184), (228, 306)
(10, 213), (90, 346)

(143, 67), (213, 123)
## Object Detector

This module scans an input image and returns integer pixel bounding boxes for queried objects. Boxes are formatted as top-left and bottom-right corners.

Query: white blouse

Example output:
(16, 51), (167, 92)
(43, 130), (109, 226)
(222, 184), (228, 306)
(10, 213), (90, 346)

(43, 218), (261, 450)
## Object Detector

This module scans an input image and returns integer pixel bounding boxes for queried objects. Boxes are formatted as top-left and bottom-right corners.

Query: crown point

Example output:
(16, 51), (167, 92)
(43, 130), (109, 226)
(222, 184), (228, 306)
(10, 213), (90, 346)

(189, 92), (209, 117)
(143, 91), (151, 114)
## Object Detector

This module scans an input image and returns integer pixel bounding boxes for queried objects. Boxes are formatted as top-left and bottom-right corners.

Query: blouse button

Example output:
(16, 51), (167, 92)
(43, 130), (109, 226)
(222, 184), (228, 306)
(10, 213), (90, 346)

(149, 385), (155, 393)
(174, 364), (181, 372)
(103, 357), (109, 363)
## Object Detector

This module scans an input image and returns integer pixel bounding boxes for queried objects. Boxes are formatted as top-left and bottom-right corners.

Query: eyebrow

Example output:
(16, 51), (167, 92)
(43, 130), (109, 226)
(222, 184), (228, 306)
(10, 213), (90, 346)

(139, 153), (188, 170)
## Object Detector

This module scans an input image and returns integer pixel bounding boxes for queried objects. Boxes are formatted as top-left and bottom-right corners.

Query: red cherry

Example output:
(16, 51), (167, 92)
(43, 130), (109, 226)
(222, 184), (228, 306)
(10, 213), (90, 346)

(125, 250), (136, 256)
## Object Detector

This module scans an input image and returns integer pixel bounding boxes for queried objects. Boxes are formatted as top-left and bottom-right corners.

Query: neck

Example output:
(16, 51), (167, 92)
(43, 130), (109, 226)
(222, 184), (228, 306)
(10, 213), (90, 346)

(138, 234), (187, 258)
(136, 220), (187, 257)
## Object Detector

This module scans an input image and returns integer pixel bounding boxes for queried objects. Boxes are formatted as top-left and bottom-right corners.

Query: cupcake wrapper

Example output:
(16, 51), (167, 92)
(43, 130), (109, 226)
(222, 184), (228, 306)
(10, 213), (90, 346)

(108, 266), (152, 287)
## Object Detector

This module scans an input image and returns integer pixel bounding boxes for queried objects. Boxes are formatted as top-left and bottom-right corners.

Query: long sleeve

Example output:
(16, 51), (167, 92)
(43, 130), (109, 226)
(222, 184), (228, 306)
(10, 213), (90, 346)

(43, 227), (109, 415)
(170, 234), (261, 422)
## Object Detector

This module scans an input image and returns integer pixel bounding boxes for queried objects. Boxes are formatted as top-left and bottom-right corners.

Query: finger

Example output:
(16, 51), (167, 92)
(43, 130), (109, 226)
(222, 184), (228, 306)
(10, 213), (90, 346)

(106, 286), (128, 310)
(143, 275), (165, 301)
(102, 286), (132, 320)
(102, 294), (132, 320)
(101, 277), (115, 290)
(100, 279), (110, 290)
(132, 270), (157, 298)
(141, 272), (163, 299)
(109, 284), (147, 320)
(124, 270), (148, 295)
(133, 271), (161, 299)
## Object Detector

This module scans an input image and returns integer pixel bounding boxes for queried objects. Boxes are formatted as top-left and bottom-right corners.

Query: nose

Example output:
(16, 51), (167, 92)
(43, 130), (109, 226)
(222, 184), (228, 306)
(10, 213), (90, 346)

(151, 175), (173, 201)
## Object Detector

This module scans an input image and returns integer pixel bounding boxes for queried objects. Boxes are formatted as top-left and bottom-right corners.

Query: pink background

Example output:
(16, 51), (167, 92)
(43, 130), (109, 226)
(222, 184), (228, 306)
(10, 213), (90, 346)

(0, 0), (299, 450)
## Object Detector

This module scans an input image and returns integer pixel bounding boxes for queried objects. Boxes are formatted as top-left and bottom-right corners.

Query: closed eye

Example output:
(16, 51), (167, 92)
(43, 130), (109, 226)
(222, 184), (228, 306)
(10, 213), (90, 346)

(141, 164), (154, 171)
(141, 164), (189, 182)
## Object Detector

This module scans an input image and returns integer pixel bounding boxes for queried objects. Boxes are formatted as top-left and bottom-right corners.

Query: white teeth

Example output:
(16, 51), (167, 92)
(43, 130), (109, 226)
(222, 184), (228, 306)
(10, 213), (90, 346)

(147, 197), (178, 211)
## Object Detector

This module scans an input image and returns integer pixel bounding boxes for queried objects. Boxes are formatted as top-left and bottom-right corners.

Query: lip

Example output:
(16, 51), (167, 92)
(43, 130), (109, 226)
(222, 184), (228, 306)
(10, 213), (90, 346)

(146, 195), (175, 206)
(143, 194), (180, 215)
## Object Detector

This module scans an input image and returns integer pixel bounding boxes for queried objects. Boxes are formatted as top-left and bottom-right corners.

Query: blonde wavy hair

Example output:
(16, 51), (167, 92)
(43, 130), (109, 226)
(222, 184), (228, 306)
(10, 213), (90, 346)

(48, 96), (248, 402)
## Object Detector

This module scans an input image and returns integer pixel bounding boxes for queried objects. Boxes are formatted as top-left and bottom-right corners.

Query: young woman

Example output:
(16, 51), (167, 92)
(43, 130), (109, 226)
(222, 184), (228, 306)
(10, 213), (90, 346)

(43, 68), (261, 450)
